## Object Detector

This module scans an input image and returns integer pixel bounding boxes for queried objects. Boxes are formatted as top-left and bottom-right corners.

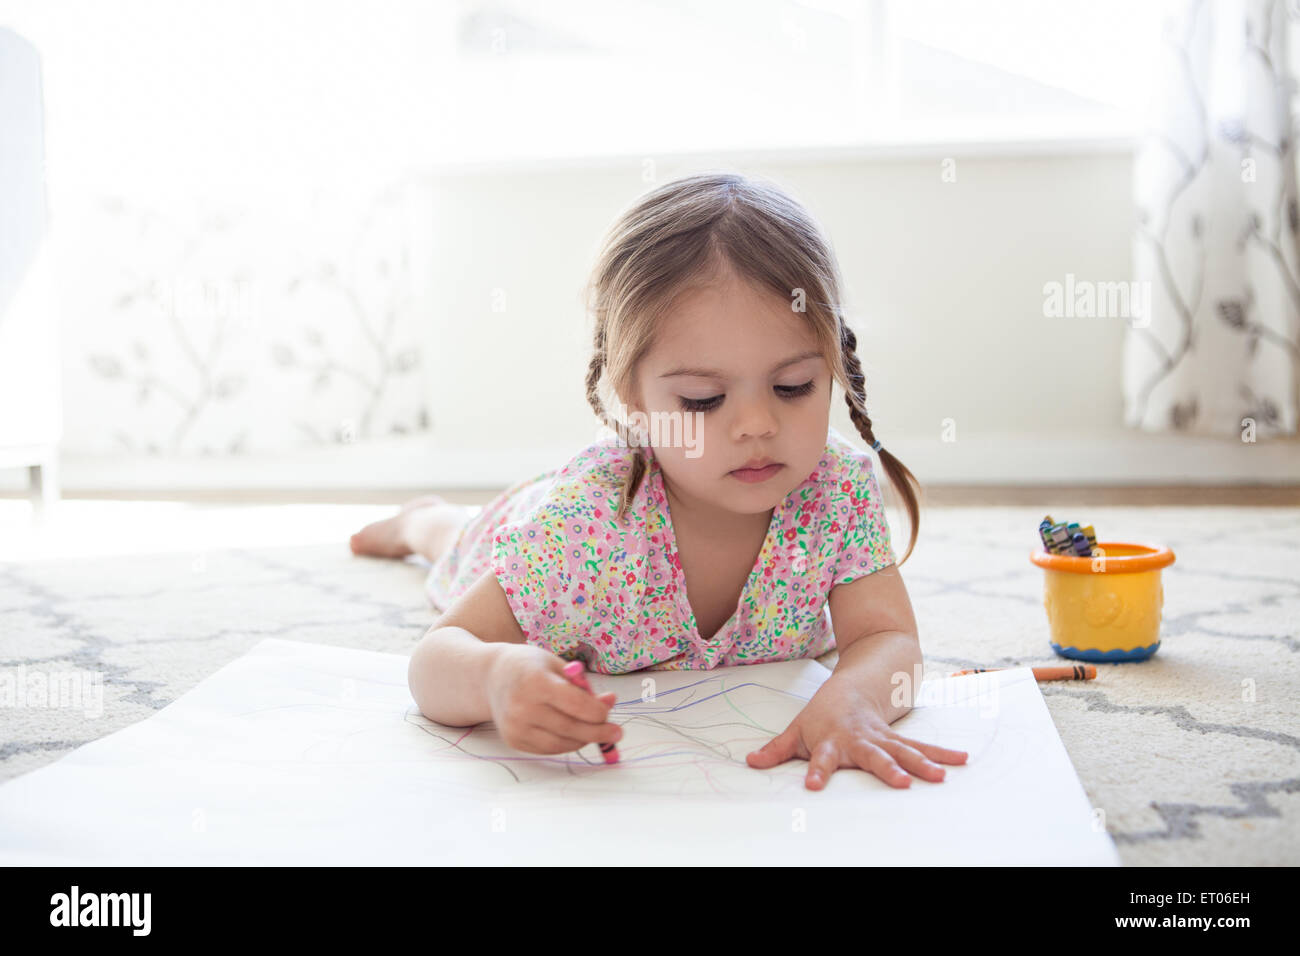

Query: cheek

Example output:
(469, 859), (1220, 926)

(793, 389), (831, 428)
(660, 444), (707, 477)
(795, 399), (830, 450)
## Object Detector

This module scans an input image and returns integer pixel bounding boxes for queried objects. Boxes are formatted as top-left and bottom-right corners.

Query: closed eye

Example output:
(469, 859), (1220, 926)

(677, 381), (816, 413)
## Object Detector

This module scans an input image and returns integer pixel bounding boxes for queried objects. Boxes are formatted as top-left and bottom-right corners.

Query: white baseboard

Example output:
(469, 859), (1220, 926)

(0, 430), (1296, 493)
(885, 430), (1300, 485)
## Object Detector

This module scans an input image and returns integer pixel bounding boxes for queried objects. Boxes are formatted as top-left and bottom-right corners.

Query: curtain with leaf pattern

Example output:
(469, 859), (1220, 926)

(1125, 0), (1300, 437)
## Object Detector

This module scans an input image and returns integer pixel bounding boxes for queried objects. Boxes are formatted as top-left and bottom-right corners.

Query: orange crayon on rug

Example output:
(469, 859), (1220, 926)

(951, 665), (1096, 681)
(561, 660), (620, 764)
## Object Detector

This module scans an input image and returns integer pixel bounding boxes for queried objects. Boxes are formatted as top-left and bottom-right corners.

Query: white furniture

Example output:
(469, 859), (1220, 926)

(0, 29), (60, 515)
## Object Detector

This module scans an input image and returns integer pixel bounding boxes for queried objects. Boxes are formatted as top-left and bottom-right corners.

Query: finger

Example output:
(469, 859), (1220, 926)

(746, 724), (803, 768)
(537, 702), (623, 746)
(878, 739), (947, 782)
(804, 740), (841, 790)
(516, 724), (592, 755)
(892, 736), (969, 764)
(846, 739), (911, 788)
(546, 676), (616, 724)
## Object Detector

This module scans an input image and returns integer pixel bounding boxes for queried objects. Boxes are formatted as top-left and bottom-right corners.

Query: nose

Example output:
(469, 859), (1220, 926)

(729, 388), (779, 442)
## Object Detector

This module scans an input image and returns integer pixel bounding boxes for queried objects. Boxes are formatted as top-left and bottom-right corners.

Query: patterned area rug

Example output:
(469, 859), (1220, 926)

(1, 505), (1296, 865)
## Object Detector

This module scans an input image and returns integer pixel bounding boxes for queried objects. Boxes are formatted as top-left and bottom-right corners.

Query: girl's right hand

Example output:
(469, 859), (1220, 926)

(486, 644), (623, 755)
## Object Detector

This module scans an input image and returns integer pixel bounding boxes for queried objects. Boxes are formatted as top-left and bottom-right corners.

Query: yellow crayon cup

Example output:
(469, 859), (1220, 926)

(1028, 542), (1176, 662)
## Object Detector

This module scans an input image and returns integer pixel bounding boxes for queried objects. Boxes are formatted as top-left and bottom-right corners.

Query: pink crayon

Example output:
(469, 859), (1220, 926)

(561, 660), (620, 764)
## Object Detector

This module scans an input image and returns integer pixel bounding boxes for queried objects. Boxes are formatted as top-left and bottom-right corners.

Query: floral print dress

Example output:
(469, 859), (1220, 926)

(425, 425), (897, 674)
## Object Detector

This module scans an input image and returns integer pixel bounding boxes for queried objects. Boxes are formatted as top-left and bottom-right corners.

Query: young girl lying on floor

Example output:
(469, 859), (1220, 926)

(351, 172), (967, 790)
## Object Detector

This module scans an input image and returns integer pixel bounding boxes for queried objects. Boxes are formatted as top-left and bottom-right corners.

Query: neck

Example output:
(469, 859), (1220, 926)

(661, 472), (774, 538)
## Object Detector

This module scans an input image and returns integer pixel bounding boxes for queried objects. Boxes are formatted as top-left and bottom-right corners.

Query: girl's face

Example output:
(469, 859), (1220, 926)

(626, 266), (833, 518)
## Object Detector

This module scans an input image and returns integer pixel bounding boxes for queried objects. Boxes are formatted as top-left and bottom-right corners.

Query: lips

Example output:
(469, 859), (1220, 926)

(729, 462), (784, 483)
(733, 458), (778, 472)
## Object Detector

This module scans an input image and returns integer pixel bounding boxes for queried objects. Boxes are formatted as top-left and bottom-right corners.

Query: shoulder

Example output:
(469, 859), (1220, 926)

(816, 427), (895, 580)
(489, 435), (651, 656)
(520, 433), (642, 526)
(813, 427), (885, 515)
(491, 433), (645, 569)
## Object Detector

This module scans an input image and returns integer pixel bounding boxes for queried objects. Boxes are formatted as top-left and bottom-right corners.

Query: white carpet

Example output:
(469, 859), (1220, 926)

(1, 503), (1296, 865)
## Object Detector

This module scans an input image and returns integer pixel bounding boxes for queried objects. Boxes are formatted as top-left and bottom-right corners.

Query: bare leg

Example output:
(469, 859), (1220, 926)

(402, 502), (478, 563)
(349, 496), (477, 563)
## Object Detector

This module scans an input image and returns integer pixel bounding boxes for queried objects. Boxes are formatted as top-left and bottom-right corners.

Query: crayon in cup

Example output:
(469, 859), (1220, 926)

(561, 660), (620, 764)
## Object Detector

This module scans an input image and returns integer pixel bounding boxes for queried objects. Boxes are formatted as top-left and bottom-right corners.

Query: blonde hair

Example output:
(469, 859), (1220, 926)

(582, 172), (920, 564)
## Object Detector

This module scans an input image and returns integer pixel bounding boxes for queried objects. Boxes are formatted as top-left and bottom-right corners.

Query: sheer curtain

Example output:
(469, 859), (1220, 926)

(1125, 0), (1300, 438)
(6, 1), (445, 457)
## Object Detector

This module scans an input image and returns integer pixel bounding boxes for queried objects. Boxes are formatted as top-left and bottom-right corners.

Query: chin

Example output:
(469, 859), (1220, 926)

(719, 482), (788, 512)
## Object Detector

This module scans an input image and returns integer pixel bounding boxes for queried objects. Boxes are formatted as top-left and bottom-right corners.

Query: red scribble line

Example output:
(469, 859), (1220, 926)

(702, 767), (724, 794)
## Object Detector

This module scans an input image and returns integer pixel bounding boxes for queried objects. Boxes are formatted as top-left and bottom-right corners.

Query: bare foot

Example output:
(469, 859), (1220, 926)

(349, 495), (447, 557)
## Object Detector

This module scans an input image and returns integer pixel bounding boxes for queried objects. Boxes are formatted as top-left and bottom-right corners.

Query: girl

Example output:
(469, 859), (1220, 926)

(351, 172), (967, 790)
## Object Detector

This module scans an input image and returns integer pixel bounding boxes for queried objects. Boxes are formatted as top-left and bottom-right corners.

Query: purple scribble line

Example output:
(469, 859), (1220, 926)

(425, 678), (811, 774)
(456, 748), (767, 769)
(606, 678), (811, 714)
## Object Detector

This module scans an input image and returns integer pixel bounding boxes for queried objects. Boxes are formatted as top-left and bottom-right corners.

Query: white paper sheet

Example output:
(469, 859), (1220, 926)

(0, 638), (1120, 865)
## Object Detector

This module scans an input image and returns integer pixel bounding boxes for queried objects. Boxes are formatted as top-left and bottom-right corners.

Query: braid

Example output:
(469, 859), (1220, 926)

(585, 336), (646, 524)
(838, 321), (921, 565)
(617, 450), (647, 523)
(839, 324), (875, 446)
(583, 349), (606, 423)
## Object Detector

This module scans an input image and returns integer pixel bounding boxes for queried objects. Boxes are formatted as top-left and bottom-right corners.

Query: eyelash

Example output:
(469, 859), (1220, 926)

(677, 381), (816, 413)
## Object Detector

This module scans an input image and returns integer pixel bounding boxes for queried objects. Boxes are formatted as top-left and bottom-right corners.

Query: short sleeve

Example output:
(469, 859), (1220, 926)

(828, 452), (896, 584)
(489, 504), (592, 661)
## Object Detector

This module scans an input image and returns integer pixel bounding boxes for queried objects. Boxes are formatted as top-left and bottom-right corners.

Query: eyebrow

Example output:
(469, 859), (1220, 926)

(658, 349), (824, 379)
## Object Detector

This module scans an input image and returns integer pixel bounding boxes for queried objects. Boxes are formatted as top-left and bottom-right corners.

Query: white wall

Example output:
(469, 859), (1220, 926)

(409, 145), (1299, 486)
(1, 0), (1295, 491)
(7, 146), (1300, 494)
(6, 143), (1292, 493)
(425, 148), (1140, 447)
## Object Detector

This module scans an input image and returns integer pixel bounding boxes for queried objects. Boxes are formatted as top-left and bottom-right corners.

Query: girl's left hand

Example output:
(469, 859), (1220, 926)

(745, 674), (968, 789)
